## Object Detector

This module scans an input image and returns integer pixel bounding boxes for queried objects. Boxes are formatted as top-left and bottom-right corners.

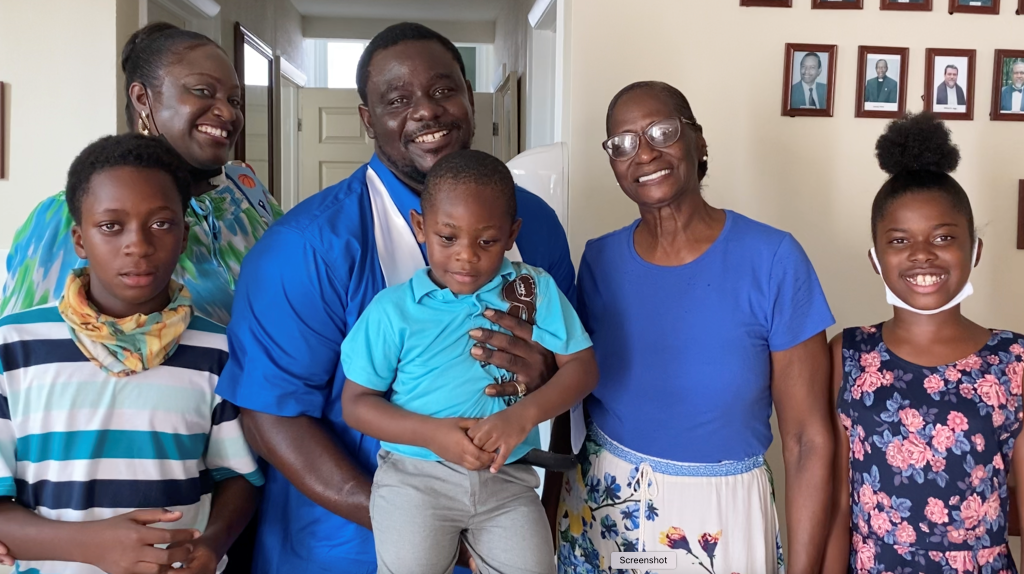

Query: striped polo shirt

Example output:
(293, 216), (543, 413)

(0, 305), (264, 574)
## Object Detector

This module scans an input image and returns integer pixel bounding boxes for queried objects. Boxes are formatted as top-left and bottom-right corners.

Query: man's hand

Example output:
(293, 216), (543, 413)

(470, 309), (557, 397)
(0, 540), (12, 566)
(166, 537), (220, 574)
(425, 418), (494, 471)
(467, 410), (534, 472)
(79, 509), (199, 574)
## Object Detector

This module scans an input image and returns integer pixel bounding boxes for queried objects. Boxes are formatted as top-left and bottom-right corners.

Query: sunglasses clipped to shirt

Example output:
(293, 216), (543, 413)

(602, 116), (698, 161)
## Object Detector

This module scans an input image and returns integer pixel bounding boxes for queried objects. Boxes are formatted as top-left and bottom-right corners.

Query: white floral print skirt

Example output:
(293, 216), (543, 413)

(556, 423), (785, 574)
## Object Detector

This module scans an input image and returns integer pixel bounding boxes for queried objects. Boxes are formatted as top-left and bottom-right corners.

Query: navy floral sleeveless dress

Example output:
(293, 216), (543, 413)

(838, 325), (1024, 573)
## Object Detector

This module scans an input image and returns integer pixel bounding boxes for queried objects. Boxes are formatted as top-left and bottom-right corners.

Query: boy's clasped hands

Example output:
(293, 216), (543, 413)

(429, 409), (534, 473)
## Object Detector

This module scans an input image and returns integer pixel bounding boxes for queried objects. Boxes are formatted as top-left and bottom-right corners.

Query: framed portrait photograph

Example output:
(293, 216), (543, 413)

(991, 50), (1024, 121)
(782, 44), (837, 117)
(949, 0), (999, 13)
(1019, 180), (1024, 250)
(924, 48), (976, 120)
(740, 0), (792, 5)
(880, 0), (932, 10)
(813, 0), (864, 8)
(856, 46), (909, 119)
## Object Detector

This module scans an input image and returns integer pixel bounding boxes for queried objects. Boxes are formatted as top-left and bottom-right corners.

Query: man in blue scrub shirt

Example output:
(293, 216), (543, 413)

(217, 23), (575, 573)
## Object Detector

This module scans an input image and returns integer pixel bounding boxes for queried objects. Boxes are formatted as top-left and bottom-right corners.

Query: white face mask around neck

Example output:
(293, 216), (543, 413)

(869, 239), (978, 315)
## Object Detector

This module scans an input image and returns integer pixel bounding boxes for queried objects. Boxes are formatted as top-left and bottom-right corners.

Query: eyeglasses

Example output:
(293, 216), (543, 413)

(602, 117), (697, 161)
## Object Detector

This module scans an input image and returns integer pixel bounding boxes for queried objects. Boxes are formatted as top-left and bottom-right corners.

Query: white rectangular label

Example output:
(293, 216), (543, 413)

(610, 552), (678, 570)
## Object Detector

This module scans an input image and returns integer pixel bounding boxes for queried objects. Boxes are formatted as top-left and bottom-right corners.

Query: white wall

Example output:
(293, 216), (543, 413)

(564, 0), (1024, 558)
(0, 0), (120, 249)
(304, 16), (495, 43)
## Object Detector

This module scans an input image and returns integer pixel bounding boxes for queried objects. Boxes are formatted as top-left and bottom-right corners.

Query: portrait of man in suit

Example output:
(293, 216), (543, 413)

(865, 58), (899, 104)
(791, 52), (828, 109)
(934, 64), (967, 109)
(1000, 59), (1024, 113)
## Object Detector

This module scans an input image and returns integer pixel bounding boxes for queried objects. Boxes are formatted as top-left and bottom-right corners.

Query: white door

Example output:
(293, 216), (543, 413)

(299, 89), (375, 204)
(492, 73), (519, 162)
(278, 79), (301, 211)
(298, 89), (496, 204)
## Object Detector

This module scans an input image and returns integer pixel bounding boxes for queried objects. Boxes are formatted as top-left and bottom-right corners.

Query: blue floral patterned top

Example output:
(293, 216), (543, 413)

(838, 324), (1024, 574)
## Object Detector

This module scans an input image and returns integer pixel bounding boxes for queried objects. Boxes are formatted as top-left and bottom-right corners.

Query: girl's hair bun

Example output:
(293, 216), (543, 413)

(875, 112), (960, 177)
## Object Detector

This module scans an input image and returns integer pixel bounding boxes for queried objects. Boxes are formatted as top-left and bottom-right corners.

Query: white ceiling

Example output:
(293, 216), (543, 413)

(291, 0), (506, 22)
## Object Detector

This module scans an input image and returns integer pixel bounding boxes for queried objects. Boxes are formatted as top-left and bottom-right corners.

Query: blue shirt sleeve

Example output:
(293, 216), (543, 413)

(513, 188), (577, 306)
(766, 234), (835, 352)
(543, 225), (577, 308)
(339, 295), (402, 392)
(530, 267), (592, 356)
(217, 227), (349, 418)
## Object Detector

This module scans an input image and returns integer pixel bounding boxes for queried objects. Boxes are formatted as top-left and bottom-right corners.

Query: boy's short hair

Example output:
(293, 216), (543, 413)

(66, 134), (192, 224)
(423, 150), (517, 222)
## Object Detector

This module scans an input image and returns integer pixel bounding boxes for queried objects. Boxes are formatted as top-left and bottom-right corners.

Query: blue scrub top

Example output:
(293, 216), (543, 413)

(217, 155), (576, 573)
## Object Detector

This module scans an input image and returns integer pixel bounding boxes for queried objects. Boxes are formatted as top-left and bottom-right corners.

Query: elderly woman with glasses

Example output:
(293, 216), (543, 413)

(552, 81), (835, 574)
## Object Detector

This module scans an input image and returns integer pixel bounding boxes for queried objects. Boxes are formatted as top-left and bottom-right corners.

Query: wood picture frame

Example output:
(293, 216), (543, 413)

(991, 49), (1024, 121)
(813, 0), (863, 8)
(856, 46), (910, 119)
(880, 0), (933, 10)
(782, 43), (837, 117)
(0, 81), (5, 179)
(740, 0), (792, 6)
(234, 23), (275, 198)
(1018, 180), (1024, 250)
(1019, 0), (1024, 13)
(924, 48), (976, 121)
(948, 0), (999, 13)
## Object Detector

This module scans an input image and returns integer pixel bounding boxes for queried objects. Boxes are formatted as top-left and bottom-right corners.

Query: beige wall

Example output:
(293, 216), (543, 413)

(0, 0), (120, 249)
(564, 0), (1024, 557)
(219, 0), (306, 76)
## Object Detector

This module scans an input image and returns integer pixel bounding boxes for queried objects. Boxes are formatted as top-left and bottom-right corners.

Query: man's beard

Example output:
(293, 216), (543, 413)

(379, 146), (429, 189)
(380, 123), (475, 190)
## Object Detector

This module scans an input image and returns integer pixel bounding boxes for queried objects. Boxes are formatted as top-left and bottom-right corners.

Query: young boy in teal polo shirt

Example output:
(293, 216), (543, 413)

(341, 150), (597, 574)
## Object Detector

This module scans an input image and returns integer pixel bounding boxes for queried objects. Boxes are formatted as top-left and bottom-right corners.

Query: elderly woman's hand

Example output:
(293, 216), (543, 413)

(469, 309), (557, 398)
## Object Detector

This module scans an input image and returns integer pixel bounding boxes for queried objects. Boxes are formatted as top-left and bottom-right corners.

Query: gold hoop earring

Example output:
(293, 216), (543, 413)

(138, 112), (151, 136)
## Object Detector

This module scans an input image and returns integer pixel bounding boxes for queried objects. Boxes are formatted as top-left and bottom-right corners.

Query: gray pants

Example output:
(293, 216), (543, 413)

(370, 450), (556, 574)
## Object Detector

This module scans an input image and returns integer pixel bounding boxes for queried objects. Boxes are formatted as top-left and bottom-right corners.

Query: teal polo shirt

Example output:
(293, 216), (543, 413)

(341, 258), (592, 463)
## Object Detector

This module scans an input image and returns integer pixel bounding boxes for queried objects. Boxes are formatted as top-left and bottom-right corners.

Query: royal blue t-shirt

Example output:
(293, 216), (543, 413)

(216, 155), (576, 574)
(580, 211), (834, 464)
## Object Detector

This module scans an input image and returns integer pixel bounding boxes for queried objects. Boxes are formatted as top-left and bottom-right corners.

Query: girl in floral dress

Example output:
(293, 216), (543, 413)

(823, 112), (1024, 573)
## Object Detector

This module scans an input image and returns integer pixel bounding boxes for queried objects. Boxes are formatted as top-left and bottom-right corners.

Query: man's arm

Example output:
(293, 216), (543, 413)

(469, 348), (598, 471)
(218, 230), (372, 528)
(771, 332), (834, 574)
(241, 411), (374, 530)
(476, 201), (576, 398)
